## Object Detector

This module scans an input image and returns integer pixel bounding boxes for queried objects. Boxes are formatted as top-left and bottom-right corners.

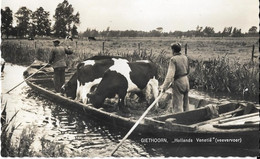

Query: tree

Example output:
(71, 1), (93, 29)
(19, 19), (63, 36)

(149, 29), (161, 37)
(195, 25), (203, 37)
(1, 7), (13, 39)
(53, 0), (80, 38)
(203, 26), (215, 36)
(172, 31), (183, 38)
(248, 26), (257, 34)
(71, 25), (78, 38)
(231, 27), (242, 37)
(222, 27), (233, 37)
(32, 7), (51, 37)
(10, 26), (18, 37)
(15, 7), (32, 38)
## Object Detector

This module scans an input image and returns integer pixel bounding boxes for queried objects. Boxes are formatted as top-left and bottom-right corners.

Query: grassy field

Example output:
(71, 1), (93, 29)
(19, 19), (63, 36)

(1, 37), (258, 62)
(1, 37), (259, 101)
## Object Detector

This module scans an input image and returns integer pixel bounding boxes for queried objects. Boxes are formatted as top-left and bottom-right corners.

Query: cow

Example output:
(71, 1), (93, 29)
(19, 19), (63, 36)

(87, 59), (159, 112)
(65, 35), (73, 41)
(61, 56), (128, 103)
(88, 37), (96, 41)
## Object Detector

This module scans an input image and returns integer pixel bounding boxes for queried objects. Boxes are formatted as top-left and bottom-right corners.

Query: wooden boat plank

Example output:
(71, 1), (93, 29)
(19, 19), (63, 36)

(213, 123), (259, 129)
(213, 116), (260, 129)
(191, 114), (233, 127)
(218, 112), (259, 124)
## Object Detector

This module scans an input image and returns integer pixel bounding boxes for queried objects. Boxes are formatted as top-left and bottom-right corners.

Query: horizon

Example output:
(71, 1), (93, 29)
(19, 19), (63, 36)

(1, 0), (259, 33)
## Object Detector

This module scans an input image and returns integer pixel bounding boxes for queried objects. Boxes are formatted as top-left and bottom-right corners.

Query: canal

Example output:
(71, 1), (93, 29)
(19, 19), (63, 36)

(1, 63), (257, 157)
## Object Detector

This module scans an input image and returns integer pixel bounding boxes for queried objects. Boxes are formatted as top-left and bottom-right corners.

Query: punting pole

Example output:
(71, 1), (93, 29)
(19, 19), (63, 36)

(110, 92), (164, 156)
(5, 63), (49, 94)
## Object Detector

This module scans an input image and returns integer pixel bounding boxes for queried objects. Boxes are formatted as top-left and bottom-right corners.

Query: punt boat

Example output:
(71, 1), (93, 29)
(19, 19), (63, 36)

(23, 61), (260, 151)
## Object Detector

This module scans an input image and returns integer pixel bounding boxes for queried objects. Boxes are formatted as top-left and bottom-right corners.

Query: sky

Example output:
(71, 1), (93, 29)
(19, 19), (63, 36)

(1, 0), (259, 33)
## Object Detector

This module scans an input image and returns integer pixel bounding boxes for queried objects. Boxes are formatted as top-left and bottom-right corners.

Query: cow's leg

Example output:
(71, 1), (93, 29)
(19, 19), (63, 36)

(118, 97), (130, 113)
(118, 90), (129, 113)
(145, 78), (159, 108)
(135, 92), (146, 103)
(75, 80), (81, 101)
(81, 85), (89, 104)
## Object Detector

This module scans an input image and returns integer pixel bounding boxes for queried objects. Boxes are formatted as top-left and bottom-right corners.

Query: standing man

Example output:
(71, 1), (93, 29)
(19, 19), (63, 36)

(159, 43), (190, 113)
(49, 39), (73, 92)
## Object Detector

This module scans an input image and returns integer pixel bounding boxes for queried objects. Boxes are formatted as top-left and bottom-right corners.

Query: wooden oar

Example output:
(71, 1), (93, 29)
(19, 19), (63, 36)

(110, 92), (164, 156)
(5, 63), (49, 94)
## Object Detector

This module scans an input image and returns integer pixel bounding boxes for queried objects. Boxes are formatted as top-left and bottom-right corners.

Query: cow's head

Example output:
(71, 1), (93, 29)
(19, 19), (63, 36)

(87, 93), (103, 108)
(61, 72), (78, 99)
(61, 81), (76, 99)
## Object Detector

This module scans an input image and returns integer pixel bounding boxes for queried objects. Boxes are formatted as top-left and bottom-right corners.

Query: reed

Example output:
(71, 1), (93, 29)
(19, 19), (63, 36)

(1, 41), (36, 65)
(1, 101), (67, 157)
(189, 56), (259, 101)
(1, 39), (259, 101)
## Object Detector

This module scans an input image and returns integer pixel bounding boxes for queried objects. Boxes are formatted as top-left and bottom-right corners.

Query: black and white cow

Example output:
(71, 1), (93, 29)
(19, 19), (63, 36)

(61, 56), (128, 103)
(87, 59), (159, 111)
(88, 37), (96, 41)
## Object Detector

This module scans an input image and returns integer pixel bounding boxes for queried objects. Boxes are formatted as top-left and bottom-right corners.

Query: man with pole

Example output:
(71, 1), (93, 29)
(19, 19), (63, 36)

(159, 43), (190, 113)
(49, 39), (73, 92)
(110, 43), (189, 156)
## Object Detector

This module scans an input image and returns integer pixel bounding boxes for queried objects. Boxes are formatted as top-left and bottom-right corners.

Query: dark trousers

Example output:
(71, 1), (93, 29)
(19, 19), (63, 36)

(53, 67), (65, 92)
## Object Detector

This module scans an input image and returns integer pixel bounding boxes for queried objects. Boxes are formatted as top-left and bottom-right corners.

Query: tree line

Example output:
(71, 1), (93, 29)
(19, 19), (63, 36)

(81, 26), (258, 38)
(1, 0), (79, 39)
(1, 0), (258, 39)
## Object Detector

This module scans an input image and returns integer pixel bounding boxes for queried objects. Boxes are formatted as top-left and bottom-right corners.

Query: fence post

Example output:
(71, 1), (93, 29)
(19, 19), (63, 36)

(138, 43), (141, 54)
(185, 43), (188, 55)
(251, 44), (255, 62)
(34, 41), (37, 60)
(102, 41), (105, 54)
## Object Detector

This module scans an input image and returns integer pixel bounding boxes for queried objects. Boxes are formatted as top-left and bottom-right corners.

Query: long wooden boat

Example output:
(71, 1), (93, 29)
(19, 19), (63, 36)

(24, 61), (260, 150)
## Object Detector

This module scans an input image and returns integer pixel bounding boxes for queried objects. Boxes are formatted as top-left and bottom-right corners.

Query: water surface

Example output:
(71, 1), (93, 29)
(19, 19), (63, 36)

(1, 63), (257, 157)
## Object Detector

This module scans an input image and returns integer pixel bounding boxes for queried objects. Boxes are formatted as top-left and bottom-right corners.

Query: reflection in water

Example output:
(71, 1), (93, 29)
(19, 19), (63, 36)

(24, 90), (150, 157)
(1, 64), (148, 157)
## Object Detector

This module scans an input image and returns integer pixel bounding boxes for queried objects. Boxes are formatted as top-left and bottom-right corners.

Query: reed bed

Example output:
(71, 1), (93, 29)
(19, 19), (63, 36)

(189, 56), (259, 101)
(1, 38), (259, 101)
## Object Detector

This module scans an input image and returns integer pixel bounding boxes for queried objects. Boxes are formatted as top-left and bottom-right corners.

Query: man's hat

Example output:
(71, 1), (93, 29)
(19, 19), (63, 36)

(171, 43), (181, 52)
(53, 39), (60, 44)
